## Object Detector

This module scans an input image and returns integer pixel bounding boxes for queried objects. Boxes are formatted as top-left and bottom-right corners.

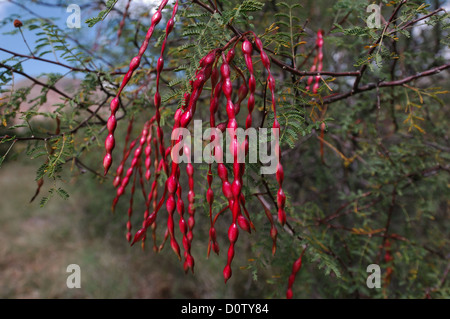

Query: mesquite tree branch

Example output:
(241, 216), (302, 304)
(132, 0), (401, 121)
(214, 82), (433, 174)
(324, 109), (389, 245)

(0, 62), (107, 124)
(321, 63), (450, 105)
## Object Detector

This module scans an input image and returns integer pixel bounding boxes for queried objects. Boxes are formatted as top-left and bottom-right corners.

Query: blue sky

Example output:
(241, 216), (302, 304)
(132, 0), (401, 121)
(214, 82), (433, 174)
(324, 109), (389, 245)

(0, 0), (77, 77)
(0, 0), (170, 81)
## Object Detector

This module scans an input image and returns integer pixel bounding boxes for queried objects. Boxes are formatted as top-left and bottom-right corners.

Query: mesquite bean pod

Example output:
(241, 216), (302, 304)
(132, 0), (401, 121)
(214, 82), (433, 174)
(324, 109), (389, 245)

(253, 35), (287, 226)
(106, 20), (301, 289)
(103, 0), (169, 175)
(286, 248), (306, 299)
(220, 52), (242, 283)
(306, 30), (324, 94)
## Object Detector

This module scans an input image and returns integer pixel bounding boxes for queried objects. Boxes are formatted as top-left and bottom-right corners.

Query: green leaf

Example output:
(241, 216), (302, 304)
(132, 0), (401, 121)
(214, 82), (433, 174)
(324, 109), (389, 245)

(85, 0), (119, 27)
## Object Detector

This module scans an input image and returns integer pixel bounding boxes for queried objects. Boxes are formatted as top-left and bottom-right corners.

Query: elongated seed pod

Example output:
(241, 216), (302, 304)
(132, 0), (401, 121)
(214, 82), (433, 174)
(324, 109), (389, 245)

(126, 168), (138, 242)
(103, 0), (169, 175)
(117, 0), (132, 44)
(131, 49), (217, 253)
(113, 117), (135, 188)
(113, 138), (137, 190)
(306, 30), (324, 94)
(144, 125), (153, 181)
(286, 248), (306, 299)
(220, 51), (242, 284)
(207, 65), (221, 257)
(312, 30), (324, 94)
(253, 35), (287, 226)
(242, 39), (256, 133)
(184, 144), (195, 272)
(112, 120), (152, 211)
(153, 0), (180, 176)
(256, 194), (277, 256)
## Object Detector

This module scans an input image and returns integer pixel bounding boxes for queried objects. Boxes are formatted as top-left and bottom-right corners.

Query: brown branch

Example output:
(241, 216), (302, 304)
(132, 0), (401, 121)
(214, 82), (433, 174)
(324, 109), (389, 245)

(399, 7), (447, 31)
(191, 0), (359, 80)
(0, 47), (126, 75)
(0, 62), (107, 124)
(352, 0), (408, 91)
(321, 63), (450, 105)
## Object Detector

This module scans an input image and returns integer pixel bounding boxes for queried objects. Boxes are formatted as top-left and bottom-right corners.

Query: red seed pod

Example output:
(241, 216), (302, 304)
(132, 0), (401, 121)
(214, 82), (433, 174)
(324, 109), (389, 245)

(110, 97), (120, 113)
(237, 214), (251, 233)
(223, 265), (232, 283)
(117, 0), (131, 43)
(277, 188), (286, 207)
(151, 9), (162, 25)
(276, 163), (284, 185)
(242, 39), (253, 55)
(185, 254), (194, 273)
(107, 115), (117, 132)
(206, 188), (214, 205)
(208, 227), (219, 257)
(252, 36), (288, 226)
(286, 288), (293, 299)
(219, 50), (246, 283)
(112, 122), (151, 211)
(228, 223), (239, 243)
(306, 30), (324, 94)
(103, 154), (112, 175)
(218, 163), (228, 181)
(240, 195), (255, 231)
(14, 19), (23, 28)
(129, 56), (141, 71)
(131, 228), (147, 246)
(286, 248), (306, 299)
(103, 1), (169, 175)
(234, 83), (248, 115)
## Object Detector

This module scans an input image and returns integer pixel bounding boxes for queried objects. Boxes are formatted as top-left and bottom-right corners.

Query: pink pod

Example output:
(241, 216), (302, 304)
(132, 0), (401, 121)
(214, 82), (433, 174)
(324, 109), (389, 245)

(167, 175), (178, 194)
(276, 163), (284, 185)
(170, 238), (181, 259)
(103, 153), (112, 174)
(129, 56), (141, 71)
(277, 188), (286, 207)
(218, 163), (228, 181)
(206, 188), (214, 205)
(278, 208), (286, 226)
(209, 227), (217, 241)
(237, 215), (251, 233)
(226, 48), (235, 61)
(110, 97), (120, 113)
(223, 265), (232, 283)
(286, 288), (293, 299)
(261, 51), (271, 69)
(242, 39), (253, 55)
(131, 228), (147, 246)
(227, 224), (239, 245)
(105, 134), (115, 153)
(166, 194), (176, 213)
(151, 10), (162, 25)
(166, 18), (175, 33)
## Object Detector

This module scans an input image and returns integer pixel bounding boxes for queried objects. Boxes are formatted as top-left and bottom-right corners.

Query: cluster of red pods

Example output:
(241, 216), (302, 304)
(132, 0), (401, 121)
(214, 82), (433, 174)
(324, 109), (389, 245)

(102, 0), (323, 298)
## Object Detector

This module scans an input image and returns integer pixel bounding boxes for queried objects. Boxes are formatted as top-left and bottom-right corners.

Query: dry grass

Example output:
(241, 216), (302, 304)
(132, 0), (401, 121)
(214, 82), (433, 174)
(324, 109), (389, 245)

(0, 161), (273, 299)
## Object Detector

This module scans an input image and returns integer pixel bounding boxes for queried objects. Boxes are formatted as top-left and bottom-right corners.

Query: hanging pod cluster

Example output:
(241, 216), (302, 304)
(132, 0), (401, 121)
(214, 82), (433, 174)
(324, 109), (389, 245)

(102, 0), (288, 284)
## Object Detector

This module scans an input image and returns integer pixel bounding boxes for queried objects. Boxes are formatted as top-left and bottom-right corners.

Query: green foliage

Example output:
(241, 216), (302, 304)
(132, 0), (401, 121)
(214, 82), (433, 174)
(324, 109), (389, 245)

(85, 0), (119, 27)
